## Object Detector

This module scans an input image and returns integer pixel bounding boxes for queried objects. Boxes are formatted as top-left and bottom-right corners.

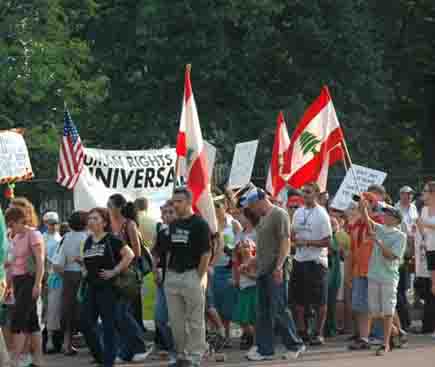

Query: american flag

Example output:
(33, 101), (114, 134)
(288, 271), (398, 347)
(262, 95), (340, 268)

(56, 109), (85, 189)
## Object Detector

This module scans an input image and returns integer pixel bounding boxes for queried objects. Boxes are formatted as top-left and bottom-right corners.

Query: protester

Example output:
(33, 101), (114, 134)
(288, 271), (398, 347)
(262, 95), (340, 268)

(42, 212), (61, 261)
(413, 186), (435, 334)
(54, 211), (88, 356)
(212, 200), (241, 344)
(325, 217), (343, 337)
(242, 188), (305, 361)
(80, 208), (150, 367)
(107, 194), (144, 329)
(151, 202), (175, 355)
(134, 197), (157, 247)
(417, 182), (435, 296)
(232, 238), (257, 350)
(361, 200), (407, 356)
(395, 186), (418, 331)
(292, 183), (332, 345)
(0, 208), (9, 366)
(157, 187), (211, 367)
(42, 211), (62, 354)
(5, 206), (45, 367)
(347, 192), (384, 350)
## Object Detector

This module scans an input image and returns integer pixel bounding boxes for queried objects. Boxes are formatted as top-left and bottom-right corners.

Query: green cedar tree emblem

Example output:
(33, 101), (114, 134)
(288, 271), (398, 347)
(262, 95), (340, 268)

(299, 131), (321, 156)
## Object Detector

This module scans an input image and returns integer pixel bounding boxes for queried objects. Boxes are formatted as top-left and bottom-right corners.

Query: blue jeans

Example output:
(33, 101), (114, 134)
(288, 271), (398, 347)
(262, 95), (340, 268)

(155, 286), (174, 352)
(81, 285), (147, 367)
(81, 285), (119, 367)
(116, 300), (148, 361)
(256, 274), (303, 356)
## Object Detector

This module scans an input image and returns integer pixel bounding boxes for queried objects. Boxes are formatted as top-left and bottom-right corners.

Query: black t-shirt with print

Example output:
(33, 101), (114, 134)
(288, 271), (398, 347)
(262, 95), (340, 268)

(167, 215), (211, 273)
(83, 233), (124, 285)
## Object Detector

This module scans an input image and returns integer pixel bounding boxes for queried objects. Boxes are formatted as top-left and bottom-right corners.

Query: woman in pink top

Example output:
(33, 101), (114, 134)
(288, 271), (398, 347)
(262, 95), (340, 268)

(5, 207), (44, 367)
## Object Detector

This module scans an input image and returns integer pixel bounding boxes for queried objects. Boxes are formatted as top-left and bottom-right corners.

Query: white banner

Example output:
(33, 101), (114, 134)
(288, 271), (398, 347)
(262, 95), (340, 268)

(331, 164), (387, 211)
(0, 129), (33, 184)
(74, 148), (177, 220)
(228, 140), (258, 189)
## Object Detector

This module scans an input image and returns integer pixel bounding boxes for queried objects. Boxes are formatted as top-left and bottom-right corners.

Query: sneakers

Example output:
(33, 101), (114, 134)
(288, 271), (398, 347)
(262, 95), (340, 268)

(114, 347), (153, 364)
(348, 338), (371, 351)
(131, 350), (152, 362)
(310, 335), (325, 346)
(282, 344), (306, 360)
(246, 350), (274, 361)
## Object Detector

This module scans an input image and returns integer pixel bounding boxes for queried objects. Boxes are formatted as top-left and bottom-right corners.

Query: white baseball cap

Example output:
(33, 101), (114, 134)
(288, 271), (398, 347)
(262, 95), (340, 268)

(45, 211), (59, 224)
(400, 186), (414, 194)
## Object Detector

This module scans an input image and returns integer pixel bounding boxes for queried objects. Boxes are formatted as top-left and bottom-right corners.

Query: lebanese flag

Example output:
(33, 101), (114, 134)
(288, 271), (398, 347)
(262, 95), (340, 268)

(285, 86), (345, 191)
(176, 65), (218, 233)
(266, 111), (291, 198)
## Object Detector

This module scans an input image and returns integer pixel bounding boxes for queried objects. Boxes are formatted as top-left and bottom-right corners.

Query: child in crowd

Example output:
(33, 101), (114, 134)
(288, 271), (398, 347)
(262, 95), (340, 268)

(232, 239), (257, 350)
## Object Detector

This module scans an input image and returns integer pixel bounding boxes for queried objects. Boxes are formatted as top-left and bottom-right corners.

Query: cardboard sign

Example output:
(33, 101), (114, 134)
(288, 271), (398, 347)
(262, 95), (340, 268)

(228, 140), (258, 189)
(330, 164), (387, 211)
(74, 148), (176, 220)
(0, 129), (33, 184)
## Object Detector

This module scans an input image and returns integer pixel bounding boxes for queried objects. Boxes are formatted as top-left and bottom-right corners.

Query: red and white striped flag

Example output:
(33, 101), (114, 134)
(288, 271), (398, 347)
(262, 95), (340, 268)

(57, 109), (85, 190)
(286, 86), (345, 191)
(266, 111), (291, 198)
(176, 65), (218, 233)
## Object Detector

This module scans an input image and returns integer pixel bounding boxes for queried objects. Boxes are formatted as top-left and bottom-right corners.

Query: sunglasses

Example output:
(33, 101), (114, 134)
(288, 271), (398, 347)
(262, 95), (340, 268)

(303, 190), (314, 195)
(288, 206), (300, 210)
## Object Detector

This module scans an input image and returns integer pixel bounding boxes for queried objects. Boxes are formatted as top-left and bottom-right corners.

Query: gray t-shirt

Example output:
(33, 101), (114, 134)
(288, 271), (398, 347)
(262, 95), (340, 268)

(256, 206), (291, 276)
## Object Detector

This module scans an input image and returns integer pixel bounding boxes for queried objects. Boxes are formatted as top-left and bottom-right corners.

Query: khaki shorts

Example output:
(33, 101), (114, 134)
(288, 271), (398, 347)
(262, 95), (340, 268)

(368, 279), (397, 317)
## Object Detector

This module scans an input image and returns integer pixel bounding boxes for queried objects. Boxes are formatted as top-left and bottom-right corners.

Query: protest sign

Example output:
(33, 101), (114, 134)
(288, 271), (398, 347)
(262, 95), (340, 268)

(204, 141), (216, 180)
(0, 129), (33, 184)
(330, 164), (387, 211)
(228, 140), (258, 189)
(74, 148), (177, 220)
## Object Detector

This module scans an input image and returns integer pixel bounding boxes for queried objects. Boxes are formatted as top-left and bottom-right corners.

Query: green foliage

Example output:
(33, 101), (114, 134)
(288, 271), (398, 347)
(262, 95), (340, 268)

(0, 0), (433, 186)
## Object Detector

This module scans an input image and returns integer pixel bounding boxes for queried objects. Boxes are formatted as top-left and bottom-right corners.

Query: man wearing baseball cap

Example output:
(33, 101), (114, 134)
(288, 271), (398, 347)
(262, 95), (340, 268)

(240, 188), (305, 361)
(360, 201), (406, 356)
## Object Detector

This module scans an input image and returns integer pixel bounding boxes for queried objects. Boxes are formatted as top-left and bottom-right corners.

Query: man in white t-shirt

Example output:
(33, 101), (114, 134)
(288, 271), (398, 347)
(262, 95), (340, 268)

(292, 182), (332, 346)
(395, 186), (419, 238)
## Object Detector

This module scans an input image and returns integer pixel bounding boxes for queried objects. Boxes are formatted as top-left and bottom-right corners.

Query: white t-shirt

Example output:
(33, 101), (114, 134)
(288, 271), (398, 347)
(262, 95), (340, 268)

(421, 207), (435, 252)
(292, 204), (332, 267)
(395, 202), (419, 236)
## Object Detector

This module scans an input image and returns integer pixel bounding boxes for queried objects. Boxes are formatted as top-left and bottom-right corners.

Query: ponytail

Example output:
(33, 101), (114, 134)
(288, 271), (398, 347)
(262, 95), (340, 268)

(121, 202), (138, 225)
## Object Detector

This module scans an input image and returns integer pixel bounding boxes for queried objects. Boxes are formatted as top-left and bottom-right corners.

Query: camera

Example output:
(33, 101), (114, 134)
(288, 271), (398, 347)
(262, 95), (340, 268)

(352, 194), (361, 202)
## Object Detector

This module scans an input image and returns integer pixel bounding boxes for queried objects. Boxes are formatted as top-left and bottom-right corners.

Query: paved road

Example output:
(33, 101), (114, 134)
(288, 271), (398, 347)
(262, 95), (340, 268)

(45, 335), (435, 367)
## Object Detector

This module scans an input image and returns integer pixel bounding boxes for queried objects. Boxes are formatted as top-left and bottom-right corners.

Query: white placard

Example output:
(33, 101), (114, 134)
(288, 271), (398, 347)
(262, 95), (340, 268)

(228, 140), (259, 189)
(330, 164), (387, 211)
(0, 129), (33, 184)
(204, 141), (216, 180)
(74, 148), (177, 220)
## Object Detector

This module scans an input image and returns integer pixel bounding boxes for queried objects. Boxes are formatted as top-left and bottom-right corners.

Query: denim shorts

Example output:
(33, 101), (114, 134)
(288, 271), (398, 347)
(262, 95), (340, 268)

(352, 277), (369, 313)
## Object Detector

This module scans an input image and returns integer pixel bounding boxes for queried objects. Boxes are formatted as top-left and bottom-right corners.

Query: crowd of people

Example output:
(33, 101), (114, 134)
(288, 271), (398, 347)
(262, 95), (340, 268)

(0, 180), (434, 367)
